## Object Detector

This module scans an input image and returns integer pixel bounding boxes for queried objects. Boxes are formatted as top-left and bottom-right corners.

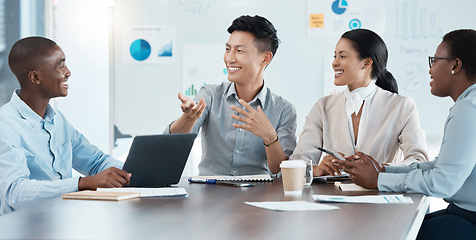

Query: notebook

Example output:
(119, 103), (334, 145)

(63, 190), (140, 201)
(334, 182), (377, 192)
(189, 174), (273, 182)
(122, 133), (197, 187)
(97, 187), (188, 197)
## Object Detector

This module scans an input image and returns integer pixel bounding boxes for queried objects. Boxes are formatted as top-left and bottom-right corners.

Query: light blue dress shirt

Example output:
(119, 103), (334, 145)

(166, 82), (297, 176)
(0, 90), (123, 214)
(379, 83), (476, 212)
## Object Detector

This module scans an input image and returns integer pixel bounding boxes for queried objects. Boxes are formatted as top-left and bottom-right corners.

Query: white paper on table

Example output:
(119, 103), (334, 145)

(334, 182), (377, 192)
(97, 187), (188, 197)
(313, 194), (413, 204)
(244, 201), (339, 211)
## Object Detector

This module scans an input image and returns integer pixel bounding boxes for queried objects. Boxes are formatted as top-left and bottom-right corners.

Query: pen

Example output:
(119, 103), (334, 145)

(314, 146), (346, 161)
(188, 178), (217, 184)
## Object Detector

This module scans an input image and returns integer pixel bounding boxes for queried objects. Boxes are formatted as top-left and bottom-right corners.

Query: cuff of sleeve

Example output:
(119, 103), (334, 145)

(384, 165), (412, 173)
(378, 173), (407, 192)
(164, 121), (175, 134)
(108, 158), (124, 170)
(61, 176), (81, 193)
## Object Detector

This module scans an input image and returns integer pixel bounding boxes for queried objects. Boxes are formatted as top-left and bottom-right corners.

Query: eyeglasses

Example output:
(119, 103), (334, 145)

(428, 56), (455, 68)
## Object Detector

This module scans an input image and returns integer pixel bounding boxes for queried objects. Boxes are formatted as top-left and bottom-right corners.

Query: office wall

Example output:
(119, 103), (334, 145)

(112, 0), (475, 154)
(43, 0), (474, 177)
(50, 0), (475, 161)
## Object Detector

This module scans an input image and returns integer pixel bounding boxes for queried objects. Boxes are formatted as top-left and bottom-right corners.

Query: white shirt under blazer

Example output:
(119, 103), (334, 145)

(290, 87), (429, 165)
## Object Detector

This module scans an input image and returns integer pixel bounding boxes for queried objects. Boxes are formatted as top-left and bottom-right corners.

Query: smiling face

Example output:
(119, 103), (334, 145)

(429, 42), (455, 98)
(224, 31), (269, 85)
(35, 45), (71, 98)
(332, 38), (370, 90)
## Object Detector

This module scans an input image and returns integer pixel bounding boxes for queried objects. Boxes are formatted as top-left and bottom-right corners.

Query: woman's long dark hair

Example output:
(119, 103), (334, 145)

(341, 29), (398, 94)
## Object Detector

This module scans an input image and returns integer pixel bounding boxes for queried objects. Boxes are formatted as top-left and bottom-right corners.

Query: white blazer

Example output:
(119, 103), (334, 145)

(290, 87), (429, 165)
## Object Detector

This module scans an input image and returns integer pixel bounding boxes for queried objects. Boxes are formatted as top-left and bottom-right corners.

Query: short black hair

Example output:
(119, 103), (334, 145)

(227, 15), (280, 57)
(8, 36), (58, 80)
(442, 29), (476, 80)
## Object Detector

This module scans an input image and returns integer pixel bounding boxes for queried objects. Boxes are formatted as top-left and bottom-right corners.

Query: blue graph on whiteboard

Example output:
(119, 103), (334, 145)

(130, 39), (151, 61)
(349, 19), (361, 29)
(158, 40), (173, 57)
(332, 0), (348, 15)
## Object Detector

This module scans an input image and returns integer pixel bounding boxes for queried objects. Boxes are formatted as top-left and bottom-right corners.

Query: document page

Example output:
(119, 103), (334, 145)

(334, 182), (377, 192)
(244, 201), (339, 211)
(313, 194), (413, 204)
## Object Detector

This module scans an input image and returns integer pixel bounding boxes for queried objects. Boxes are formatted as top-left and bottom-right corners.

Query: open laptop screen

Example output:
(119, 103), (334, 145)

(122, 133), (197, 187)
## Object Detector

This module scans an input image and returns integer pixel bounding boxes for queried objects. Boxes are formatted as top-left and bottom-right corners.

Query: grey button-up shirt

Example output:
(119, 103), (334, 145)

(166, 81), (296, 176)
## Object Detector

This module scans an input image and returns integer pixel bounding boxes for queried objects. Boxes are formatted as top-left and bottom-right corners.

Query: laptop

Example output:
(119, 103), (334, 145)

(122, 133), (197, 187)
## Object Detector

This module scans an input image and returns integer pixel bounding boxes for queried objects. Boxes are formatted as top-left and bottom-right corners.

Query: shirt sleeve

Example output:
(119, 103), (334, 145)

(384, 160), (436, 173)
(289, 101), (323, 164)
(0, 140), (80, 213)
(275, 101), (297, 157)
(164, 87), (211, 134)
(69, 126), (123, 176)
(392, 97), (429, 166)
(379, 99), (476, 198)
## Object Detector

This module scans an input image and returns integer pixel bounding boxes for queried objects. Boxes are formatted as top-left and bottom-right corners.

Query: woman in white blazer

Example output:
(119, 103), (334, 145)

(334, 29), (476, 240)
(289, 29), (428, 176)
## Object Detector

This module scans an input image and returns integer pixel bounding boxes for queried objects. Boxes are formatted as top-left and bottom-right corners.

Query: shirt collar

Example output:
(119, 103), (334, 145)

(343, 79), (377, 116)
(225, 81), (268, 107)
(456, 82), (476, 103)
(11, 89), (56, 125)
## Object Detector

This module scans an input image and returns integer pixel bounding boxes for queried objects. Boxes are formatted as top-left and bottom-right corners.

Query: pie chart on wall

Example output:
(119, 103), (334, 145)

(331, 0), (348, 15)
(130, 39), (151, 61)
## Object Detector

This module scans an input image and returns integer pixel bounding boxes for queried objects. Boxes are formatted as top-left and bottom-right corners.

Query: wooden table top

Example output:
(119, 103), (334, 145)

(0, 177), (428, 240)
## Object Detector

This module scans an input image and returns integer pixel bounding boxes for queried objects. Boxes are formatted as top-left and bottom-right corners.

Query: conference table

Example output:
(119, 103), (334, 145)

(0, 177), (429, 240)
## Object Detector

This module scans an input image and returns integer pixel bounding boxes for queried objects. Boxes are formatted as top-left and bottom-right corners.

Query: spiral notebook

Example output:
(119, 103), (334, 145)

(189, 174), (273, 182)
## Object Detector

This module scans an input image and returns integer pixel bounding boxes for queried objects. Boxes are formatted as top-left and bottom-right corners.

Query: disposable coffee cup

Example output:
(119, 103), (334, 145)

(280, 160), (306, 195)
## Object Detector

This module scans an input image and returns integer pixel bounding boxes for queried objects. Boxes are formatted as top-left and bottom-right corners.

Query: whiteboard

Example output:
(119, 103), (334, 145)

(112, 0), (475, 153)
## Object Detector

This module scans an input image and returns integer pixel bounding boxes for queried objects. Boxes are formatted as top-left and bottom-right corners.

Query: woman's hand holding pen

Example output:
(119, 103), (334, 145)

(314, 153), (347, 177)
(332, 151), (385, 189)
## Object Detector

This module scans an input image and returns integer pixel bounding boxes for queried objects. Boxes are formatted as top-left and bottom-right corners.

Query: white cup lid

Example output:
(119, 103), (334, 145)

(280, 160), (306, 168)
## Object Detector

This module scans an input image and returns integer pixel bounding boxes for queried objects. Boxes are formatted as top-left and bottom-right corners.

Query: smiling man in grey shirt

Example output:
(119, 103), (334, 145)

(165, 15), (296, 176)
